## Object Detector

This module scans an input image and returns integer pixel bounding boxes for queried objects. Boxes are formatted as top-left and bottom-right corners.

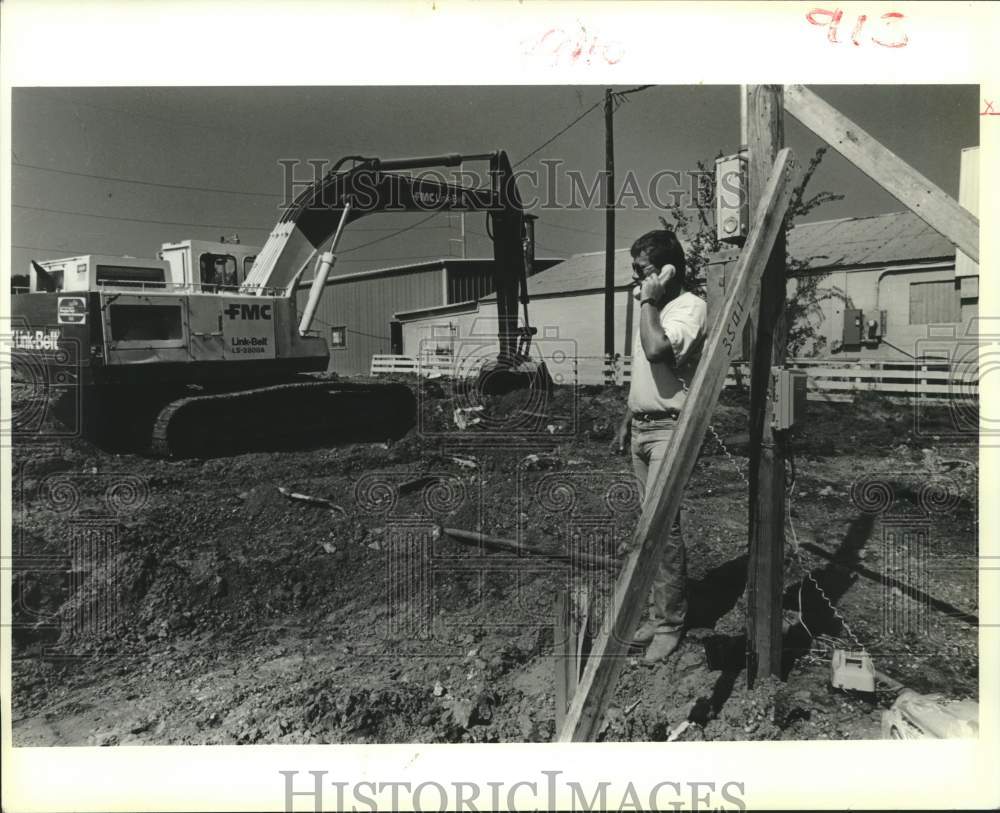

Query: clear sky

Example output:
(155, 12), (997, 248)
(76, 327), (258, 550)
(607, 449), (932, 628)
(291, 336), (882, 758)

(11, 84), (979, 277)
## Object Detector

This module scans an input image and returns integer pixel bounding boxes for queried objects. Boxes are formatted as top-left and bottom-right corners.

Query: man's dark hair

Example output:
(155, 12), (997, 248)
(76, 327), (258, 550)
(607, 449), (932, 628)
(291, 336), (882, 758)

(630, 229), (688, 288)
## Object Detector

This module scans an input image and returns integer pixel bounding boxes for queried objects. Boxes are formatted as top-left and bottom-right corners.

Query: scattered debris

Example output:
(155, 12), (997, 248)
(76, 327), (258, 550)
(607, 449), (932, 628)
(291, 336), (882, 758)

(881, 690), (979, 739)
(397, 475), (437, 495)
(521, 453), (560, 471)
(277, 486), (345, 515)
(453, 406), (485, 430)
(666, 719), (691, 741)
(438, 526), (619, 570)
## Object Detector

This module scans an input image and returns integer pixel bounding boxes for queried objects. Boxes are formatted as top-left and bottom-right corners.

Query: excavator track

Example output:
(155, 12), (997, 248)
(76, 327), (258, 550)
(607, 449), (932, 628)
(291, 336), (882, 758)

(149, 379), (416, 458)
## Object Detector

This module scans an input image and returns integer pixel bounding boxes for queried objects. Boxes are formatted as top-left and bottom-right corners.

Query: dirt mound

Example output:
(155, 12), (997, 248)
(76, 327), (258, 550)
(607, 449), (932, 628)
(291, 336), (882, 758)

(10, 380), (979, 745)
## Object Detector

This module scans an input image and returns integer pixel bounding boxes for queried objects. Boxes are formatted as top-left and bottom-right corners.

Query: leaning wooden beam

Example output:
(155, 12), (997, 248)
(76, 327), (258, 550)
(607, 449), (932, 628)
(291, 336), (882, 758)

(557, 148), (802, 742)
(784, 84), (979, 263)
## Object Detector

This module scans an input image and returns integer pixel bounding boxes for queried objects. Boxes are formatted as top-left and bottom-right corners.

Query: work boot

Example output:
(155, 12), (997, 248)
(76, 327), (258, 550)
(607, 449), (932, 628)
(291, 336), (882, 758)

(631, 619), (659, 646)
(643, 631), (682, 664)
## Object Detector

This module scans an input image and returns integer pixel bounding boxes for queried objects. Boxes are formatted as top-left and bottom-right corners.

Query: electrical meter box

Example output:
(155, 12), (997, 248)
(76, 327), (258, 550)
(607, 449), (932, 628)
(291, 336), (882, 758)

(772, 368), (807, 431)
(715, 152), (748, 244)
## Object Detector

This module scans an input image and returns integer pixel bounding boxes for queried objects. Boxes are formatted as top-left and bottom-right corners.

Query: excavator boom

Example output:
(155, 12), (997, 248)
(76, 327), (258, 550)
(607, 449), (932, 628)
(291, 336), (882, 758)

(11, 149), (549, 456)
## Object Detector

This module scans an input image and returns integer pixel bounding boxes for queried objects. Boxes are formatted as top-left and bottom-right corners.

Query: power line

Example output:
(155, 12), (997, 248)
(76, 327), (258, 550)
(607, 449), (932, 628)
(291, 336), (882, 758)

(339, 212), (442, 253)
(13, 161), (279, 198)
(543, 220), (633, 240)
(20, 88), (251, 140)
(614, 84), (655, 99)
(515, 98), (604, 167)
(12, 243), (91, 255)
(12, 203), (449, 234)
(10, 242), (442, 265)
(13, 204), (271, 232)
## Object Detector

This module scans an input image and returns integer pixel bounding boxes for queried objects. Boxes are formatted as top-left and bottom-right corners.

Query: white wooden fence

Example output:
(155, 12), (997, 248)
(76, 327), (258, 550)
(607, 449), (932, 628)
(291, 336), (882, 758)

(371, 354), (977, 400)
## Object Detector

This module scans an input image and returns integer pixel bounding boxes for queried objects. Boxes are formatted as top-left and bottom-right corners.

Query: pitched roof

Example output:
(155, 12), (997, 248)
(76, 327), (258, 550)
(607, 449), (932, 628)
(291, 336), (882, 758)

(786, 210), (955, 270)
(481, 211), (955, 300)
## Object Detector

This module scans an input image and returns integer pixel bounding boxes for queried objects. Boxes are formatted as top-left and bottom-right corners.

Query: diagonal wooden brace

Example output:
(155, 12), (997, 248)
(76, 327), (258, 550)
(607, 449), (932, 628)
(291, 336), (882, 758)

(784, 84), (979, 263)
(557, 147), (802, 742)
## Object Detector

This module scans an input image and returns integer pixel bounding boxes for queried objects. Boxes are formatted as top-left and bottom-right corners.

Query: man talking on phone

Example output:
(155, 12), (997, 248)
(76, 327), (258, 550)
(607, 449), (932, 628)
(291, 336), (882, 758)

(610, 229), (706, 662)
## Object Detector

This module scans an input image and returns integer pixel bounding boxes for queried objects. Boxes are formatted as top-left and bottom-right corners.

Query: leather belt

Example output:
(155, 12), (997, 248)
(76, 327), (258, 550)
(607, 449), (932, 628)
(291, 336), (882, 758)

(632, 409), (680, 422)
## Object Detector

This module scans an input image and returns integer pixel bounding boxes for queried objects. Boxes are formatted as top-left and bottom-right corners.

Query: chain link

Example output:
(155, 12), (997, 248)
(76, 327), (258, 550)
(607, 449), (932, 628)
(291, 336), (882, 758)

(677, 375), (749, 486)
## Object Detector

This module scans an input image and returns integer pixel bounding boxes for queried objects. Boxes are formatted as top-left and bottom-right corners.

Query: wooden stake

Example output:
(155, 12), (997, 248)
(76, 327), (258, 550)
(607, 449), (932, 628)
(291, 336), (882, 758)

(554, 590), (574, 731)
(604, 87), (616, 359)
(784, 84), (979, 263)
(556, 149), (802, 742)
(745, 85), (788, 686)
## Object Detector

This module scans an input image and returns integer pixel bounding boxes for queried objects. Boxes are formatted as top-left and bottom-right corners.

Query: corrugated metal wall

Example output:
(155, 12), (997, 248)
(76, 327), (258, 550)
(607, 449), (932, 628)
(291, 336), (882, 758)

(299, 266), (446, 375)
(909, 279), (961, 325)
(445, 259), (563, 304)
(447, 265), (495, 303)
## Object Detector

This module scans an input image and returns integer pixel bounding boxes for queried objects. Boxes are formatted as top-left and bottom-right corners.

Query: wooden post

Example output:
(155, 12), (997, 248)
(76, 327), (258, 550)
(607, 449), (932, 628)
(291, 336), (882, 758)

(745, 85), (787, 686)
(557, 149), (801, 741)
(784, 85), (979, 263)
(604, 87), (616, 360)
(554, 590), (574, 731)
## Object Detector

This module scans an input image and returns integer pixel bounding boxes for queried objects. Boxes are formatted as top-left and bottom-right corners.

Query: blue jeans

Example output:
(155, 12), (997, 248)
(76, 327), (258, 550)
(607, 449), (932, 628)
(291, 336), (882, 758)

(630, 417), (687, 634)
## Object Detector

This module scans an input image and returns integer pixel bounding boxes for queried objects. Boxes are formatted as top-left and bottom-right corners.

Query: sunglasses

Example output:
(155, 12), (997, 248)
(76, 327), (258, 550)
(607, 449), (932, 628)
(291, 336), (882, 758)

(631, 261), (655, 279)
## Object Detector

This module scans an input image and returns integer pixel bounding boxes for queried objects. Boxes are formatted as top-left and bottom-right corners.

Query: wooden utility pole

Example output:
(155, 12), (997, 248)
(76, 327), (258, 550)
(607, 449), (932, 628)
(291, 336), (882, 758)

(558, 150), (801, 741)
(744, 85), (788, 685)
(604, 87), (616, 359)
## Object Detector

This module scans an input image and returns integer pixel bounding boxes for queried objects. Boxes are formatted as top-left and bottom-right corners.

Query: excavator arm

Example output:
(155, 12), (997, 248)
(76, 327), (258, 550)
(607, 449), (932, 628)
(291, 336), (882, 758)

(242, 151), (541, 373)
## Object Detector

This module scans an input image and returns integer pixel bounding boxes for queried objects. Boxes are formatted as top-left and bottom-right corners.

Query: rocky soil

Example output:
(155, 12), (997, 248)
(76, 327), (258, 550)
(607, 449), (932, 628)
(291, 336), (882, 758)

(10, 379), (979, 745)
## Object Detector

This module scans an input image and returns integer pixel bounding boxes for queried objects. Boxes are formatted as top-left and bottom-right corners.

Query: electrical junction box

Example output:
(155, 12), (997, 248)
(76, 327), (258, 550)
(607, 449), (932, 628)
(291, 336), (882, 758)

(771, 368), (807, 431)
(830, 649), (876, 693)
(842, 308), (864, 346)
(715, 152), (748, 244)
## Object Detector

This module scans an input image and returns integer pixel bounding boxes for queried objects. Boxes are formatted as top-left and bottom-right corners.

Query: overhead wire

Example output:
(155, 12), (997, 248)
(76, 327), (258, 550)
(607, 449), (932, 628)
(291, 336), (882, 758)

(12, 203), (448, 233)
(10, 242), (441, 265)
(13, 161), (279, 198)
(514, 98), (603, 168)
(15, 87), (657, 262)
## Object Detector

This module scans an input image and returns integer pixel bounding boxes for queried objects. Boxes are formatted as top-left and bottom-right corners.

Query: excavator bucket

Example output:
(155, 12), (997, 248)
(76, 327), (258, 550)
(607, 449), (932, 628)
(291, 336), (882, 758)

(476, 357), (553, 397)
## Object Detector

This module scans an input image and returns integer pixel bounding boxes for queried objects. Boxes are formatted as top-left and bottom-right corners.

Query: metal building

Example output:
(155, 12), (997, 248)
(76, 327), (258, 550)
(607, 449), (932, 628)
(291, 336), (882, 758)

(295, 257), (562, 375)
(395, 210), (979, 384)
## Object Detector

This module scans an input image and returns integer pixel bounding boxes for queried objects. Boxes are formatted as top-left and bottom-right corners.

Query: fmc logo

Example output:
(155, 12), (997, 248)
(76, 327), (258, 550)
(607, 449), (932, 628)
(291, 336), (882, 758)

(224, 303), (273, 320)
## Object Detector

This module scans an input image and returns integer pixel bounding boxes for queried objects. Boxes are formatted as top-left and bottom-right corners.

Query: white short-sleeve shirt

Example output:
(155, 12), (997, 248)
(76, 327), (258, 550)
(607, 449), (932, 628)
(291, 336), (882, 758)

(628, 291), (707, 413)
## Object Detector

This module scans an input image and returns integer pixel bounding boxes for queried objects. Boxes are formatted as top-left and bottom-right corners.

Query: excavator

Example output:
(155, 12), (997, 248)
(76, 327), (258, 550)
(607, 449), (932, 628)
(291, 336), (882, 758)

(11, 150), (551, 456)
